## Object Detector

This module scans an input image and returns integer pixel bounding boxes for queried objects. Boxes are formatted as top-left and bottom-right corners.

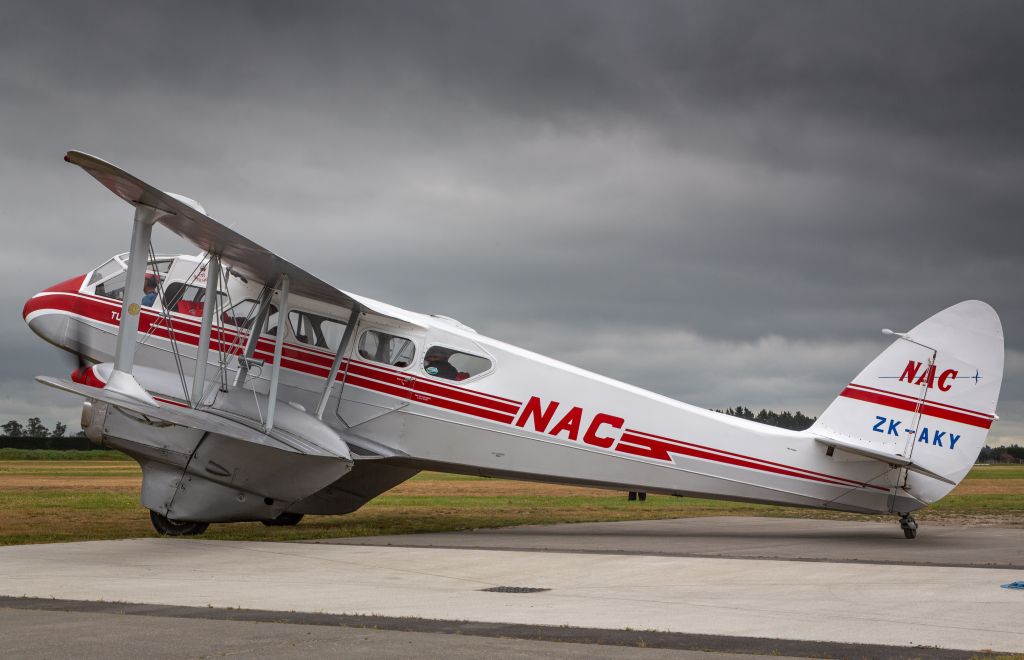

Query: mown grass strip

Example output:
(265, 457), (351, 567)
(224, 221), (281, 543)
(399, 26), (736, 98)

(964, 466), (1024, 480)
(1, 459), (1022, 546)
(0, 449), (128, 461)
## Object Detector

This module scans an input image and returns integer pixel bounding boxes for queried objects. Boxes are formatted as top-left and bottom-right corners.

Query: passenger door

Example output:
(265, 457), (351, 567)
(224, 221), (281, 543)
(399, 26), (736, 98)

(336, 319), (422, 429)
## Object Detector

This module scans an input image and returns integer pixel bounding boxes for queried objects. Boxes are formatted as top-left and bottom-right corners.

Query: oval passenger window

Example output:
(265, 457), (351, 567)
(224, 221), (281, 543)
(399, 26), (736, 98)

(422, 346), (491, 381)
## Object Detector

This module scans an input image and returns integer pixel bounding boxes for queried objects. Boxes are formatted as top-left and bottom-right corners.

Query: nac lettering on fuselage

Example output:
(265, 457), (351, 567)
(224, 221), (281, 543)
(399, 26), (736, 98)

(514, 397), (625, 449)
(871, 415), (961, 450)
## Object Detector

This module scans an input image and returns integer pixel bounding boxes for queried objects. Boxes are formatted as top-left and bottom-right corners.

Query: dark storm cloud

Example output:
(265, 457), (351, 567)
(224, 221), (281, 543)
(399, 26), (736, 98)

(0, 1), (1021, 440)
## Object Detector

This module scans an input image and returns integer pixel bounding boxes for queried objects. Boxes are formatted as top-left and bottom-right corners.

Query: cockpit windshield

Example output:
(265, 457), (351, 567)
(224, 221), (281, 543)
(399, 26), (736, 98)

(87, 257), (125, 287)
(92, 259), (128, 300)
(90, 256), (173, 303)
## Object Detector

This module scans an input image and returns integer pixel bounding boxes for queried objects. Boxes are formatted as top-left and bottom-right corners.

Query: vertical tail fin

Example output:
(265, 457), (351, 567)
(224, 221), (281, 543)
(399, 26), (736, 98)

(811, 300), (1003, 505)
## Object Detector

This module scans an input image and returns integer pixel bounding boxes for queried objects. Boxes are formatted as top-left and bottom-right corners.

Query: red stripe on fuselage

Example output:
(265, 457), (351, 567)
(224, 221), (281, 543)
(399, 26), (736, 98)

(617, 432), (866, 489)
(30, 290), (886, 493)
(618, 428), (888, 492)
(29, 291), (522, 422)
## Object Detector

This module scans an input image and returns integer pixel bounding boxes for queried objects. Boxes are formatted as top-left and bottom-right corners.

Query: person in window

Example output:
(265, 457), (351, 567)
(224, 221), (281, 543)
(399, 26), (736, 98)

(141, 276), (159, 307)
(423, 348), (457, 380)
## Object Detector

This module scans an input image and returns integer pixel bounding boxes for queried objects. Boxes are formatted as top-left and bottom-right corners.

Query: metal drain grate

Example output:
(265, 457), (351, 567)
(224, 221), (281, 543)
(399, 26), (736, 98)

(480, 586), (550, 593)
(1001, 581), (1024, 590)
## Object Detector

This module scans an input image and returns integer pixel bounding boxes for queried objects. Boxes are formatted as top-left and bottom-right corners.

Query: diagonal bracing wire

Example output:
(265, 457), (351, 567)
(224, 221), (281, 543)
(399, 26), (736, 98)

(136, 245), (210, 406)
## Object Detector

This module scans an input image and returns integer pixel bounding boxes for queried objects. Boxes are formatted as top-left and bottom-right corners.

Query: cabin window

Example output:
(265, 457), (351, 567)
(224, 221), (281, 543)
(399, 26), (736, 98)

(221, 299), (278, 330)
(422, 346), (492, 381)
(288, 310), (347, 351)
(357, 330), (416, 368)
(162, 282), (226, 317)
(265, 307), (280, 336)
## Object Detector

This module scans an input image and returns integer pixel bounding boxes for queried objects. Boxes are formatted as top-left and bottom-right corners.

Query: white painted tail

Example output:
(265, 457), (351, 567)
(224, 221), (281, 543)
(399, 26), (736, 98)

(811, 300), (1003, 505)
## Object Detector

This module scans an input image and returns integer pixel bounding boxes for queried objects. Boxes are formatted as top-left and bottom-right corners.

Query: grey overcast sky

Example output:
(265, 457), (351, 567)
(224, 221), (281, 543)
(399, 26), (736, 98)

(1, 1), (1021, 444)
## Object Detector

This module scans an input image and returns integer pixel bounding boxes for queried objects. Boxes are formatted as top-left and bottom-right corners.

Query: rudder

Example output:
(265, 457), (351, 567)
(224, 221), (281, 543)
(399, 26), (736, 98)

(811, 300), (1003, 506)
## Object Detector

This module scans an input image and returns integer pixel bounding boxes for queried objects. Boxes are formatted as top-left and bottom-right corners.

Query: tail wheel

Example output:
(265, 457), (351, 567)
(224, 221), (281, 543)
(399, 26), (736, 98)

(262, 512), (304, 527)
(150, 510), (210, 536)
(898, 513), (918, 540)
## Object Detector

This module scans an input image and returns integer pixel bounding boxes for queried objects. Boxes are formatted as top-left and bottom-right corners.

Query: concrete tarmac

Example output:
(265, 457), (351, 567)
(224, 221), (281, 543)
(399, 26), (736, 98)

(1, 516), (1023, 656)
(315, 516), (1024, 568)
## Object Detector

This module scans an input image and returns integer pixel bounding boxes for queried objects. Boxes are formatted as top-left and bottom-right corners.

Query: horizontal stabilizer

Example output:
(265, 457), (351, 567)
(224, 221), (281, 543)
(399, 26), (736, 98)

(813, 435), (956, 485)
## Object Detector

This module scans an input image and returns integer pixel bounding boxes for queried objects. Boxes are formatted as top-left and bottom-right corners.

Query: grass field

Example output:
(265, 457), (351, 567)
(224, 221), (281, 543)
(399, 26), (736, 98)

(1, 457), (1022, 545)
(0, 448), (128, 461)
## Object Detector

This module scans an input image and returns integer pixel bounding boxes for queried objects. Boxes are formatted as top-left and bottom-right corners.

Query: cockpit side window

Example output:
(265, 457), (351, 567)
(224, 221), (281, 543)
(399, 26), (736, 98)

(222, 299), (278, 330)
(357, 330), (415, 368)
(288, 311), (347, 351)
(422, 346), (492, 381)
(146, 260), (173, 277)
(162, 282), (227, 317)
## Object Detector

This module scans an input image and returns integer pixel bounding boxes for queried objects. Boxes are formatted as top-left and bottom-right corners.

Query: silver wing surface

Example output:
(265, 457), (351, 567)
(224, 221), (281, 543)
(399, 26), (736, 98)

(65, 150), (424, 327)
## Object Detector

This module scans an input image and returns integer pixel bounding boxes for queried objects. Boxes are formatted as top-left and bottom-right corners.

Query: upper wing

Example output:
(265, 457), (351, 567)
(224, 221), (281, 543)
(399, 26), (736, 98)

(65, 150), (425, 327)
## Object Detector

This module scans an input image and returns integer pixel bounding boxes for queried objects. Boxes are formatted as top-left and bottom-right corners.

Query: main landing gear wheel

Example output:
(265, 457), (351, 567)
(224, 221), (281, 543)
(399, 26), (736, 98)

(899, 513), (918, 539)
(262, 512), (304, 527)
(150, 510), (210, 536)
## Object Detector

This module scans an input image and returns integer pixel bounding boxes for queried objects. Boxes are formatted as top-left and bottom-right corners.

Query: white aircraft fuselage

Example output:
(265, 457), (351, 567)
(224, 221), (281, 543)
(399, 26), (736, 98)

(22, 151), (1004, 537)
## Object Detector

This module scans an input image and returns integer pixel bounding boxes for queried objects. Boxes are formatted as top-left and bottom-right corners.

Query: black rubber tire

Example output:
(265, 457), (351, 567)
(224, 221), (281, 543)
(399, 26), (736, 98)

(903, 527), (917, 539)
(262, 512), (304, 527)
(150, 510), (210, 536)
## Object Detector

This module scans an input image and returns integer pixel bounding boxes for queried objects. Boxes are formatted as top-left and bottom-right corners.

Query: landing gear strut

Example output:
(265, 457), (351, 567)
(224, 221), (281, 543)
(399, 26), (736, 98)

(899, 513), (918, 539)
(150, 510), (209, 536)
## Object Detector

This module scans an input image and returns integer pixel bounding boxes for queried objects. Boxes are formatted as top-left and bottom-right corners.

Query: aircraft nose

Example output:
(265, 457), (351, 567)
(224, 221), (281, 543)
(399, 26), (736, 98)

(23, 274), (87, 348)
(24, 294), (69, 348)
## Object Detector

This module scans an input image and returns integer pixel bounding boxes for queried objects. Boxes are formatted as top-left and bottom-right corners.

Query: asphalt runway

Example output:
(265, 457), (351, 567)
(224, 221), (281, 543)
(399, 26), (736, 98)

(1, 516), (1022, 658)
(0, 607), (788, 660)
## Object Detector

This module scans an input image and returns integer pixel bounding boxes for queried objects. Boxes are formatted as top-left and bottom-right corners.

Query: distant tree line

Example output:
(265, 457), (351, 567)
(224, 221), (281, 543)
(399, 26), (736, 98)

(0, 417), (93, 450)
(717, 406), (817, 431)
(718, 408), (1021, 464)
(2, 417), (72, 438)
(977, 445), (1024, 464)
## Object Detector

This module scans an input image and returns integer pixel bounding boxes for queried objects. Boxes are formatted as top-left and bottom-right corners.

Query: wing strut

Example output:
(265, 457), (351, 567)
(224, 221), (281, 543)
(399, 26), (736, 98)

(107, 204), (163, 406)
(264, 274), (290, 432)
(315, 304), (362, 420)
(191, 255), (221, 406)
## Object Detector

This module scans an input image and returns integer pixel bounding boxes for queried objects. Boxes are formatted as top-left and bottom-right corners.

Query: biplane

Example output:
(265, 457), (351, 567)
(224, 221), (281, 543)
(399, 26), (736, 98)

(23, 151), (1003, 538)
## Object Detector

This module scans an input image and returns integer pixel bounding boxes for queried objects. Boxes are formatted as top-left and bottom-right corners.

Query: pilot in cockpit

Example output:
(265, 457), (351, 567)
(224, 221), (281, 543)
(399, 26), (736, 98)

(141, 276), (158, 307)
(423, 347), (457, 380)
